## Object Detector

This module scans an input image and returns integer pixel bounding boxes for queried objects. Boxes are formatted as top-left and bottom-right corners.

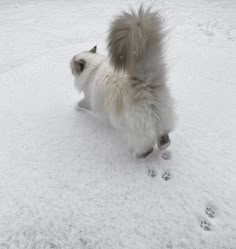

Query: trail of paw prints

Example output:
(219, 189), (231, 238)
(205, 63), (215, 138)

(162, 150), (171, 160)
(199, 205), (217, 231)
(148, 169), (173, 181)
(162, 171), (172, 181)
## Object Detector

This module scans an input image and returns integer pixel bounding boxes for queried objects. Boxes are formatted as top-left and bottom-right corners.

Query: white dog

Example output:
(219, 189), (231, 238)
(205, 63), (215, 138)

(70, 6), (175, 158)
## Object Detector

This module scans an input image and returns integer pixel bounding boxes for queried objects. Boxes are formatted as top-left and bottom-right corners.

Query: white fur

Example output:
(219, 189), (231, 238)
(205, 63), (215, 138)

(71, 52), (175, 157)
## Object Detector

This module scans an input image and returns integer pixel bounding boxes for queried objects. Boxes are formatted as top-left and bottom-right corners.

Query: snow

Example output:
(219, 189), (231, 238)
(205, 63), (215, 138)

(0, 0), (235, 248)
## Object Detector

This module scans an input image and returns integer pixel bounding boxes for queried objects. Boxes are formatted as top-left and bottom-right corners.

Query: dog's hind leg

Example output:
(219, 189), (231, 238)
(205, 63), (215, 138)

(158, 134), (171, 150)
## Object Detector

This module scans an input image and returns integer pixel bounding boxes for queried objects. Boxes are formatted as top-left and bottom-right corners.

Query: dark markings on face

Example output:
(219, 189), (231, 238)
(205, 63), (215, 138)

(72, 58), (86, 75)
(71, 45), (97, 76)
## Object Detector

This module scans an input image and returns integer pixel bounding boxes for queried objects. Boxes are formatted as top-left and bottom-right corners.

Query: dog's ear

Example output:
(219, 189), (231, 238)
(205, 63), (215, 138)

(90, 45), (97, 53)
(75, 59), (86, 73)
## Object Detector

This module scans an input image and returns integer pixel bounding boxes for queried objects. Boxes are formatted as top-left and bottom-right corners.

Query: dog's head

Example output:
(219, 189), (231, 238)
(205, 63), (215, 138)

(70, 45), (97, 77)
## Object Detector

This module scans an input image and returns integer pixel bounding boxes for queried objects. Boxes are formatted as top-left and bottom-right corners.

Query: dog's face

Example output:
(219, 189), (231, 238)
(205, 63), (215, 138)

(70, 45), (97, 77)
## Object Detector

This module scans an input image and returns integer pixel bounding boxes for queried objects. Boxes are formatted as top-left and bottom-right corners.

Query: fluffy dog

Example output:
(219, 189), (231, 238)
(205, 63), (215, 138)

(70, 6), (175, 158)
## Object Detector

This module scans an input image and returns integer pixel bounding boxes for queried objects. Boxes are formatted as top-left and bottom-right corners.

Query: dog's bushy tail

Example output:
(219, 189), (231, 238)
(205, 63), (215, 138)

(107, 5), (166, 85)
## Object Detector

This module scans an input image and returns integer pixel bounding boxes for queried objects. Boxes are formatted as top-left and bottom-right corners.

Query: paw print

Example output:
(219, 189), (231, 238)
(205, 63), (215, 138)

(148, 168), (156, 177)
(205, 206), (216, 218)
(162, 150), (171, 160)
(200, 219), (212, 231)
(198, 21), (216, 37)
(162, 171), (171, 181)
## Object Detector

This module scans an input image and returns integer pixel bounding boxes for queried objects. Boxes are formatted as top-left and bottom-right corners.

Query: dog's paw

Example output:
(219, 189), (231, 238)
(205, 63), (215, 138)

(158, 134), (171, 150)
(74, 102), (82, 111)
(75, 100), (89, 111)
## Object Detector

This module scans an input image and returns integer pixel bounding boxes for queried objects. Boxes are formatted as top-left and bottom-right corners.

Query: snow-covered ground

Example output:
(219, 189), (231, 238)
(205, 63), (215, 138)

(0, 0), (235, 248)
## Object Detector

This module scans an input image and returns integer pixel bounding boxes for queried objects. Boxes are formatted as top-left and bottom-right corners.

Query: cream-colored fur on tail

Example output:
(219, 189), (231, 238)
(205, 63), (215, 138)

(70, 6), (175, 158)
